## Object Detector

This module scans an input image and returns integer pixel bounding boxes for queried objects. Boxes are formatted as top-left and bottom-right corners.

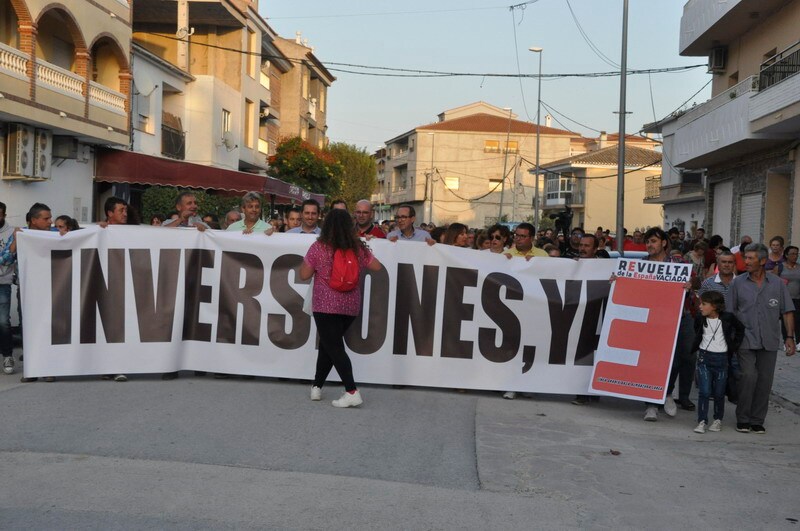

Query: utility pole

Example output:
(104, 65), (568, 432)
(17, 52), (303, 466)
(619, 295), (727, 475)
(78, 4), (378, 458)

(615, 0), (629, 255)
(530, 47), (543, 228)
(498, 107), (513, 221)
(427, 132), (435, 224)
(511, 155), (519, 222)
(177, 0), (190, 71)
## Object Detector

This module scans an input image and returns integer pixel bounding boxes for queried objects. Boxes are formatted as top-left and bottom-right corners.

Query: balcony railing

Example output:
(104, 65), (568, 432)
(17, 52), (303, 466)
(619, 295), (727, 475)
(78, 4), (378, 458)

(161, 125), (185, 160)
(36, 61), (84, 98)
(679, 75), (758, 124)
(759, 40), (800, 92)
(644, 176), (661, 200)
(89, 81), (126, 114)
(0, 42), (28, 78)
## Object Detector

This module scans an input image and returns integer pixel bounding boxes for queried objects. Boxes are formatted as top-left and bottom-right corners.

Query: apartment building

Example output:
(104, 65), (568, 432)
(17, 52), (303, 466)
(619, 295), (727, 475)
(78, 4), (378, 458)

(646, 0), (800, 244)
(541, 134), (663, 232)
(0, 0), (130, 226)
(378, 102), (588, 227)
(93, 0), (325, 213)
(272, 33), (335, 150)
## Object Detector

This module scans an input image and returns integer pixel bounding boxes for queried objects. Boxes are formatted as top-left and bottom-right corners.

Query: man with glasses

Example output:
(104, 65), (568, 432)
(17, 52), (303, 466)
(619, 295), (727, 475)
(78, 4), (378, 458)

(354, 199), (385, 239)
(504, 223), (547, 259)
(387, 205), (434, 244)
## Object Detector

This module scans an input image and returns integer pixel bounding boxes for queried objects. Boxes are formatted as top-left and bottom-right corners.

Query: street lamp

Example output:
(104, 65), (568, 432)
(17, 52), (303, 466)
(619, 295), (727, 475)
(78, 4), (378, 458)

(498, 107), (513, 221)
(529, 47), (543, 228)
(427, 132), (435, 224)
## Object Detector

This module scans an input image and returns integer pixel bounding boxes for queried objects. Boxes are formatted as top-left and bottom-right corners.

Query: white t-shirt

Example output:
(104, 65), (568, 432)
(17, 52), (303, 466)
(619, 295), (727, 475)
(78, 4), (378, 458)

(700, 317), (728, 353)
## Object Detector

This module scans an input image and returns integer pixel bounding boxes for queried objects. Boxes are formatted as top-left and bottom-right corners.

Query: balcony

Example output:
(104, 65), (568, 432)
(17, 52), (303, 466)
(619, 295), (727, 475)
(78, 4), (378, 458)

(307, 98), (317, 123)
(750, 41), (800, 134)
(671, 76), (763, 167)
(260, 70), (270, 90)
(88, 81), (126, 114)
(543, 177), (584, 208)
(37, 61), (84, 100)
(680, 0), (785, 56)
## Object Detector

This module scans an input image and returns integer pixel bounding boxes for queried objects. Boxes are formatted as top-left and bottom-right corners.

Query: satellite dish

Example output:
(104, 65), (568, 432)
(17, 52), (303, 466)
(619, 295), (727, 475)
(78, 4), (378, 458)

(222, 131), (235, 150)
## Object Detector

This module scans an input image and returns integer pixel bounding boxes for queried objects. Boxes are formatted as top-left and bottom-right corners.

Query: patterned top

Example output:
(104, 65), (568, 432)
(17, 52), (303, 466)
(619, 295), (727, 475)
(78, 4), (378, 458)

(304, 241), (375, 316)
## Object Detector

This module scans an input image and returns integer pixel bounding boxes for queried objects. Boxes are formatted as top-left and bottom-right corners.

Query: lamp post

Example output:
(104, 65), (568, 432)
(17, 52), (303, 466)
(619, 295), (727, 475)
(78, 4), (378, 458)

(529, 47), (543, 228)
(427, 132), (435, 224)
(498, 107), (513, 221)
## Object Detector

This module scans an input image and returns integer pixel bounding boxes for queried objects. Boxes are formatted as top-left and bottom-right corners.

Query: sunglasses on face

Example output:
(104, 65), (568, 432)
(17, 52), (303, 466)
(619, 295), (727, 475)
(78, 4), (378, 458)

(491, 234), (504, 241)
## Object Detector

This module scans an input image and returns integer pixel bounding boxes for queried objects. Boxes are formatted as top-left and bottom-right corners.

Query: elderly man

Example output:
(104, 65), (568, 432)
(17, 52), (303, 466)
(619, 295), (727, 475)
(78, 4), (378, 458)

(699, 251), (737, 306)
(727, 243), (795, 434)
(222, 210), (242, 230)
(227, 192), (269, 234)
(354, 199), (385, 239)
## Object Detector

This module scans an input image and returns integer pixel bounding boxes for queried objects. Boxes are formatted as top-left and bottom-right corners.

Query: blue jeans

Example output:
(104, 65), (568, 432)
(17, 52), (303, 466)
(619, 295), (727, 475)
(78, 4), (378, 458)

(0, 284), (12, 357)
(696, 350), (728, 423)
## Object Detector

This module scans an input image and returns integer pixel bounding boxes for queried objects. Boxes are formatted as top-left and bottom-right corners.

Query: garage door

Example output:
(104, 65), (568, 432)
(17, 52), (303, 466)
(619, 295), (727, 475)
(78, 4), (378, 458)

(738, 193), (762, 242)
(712, 181), (733, 244)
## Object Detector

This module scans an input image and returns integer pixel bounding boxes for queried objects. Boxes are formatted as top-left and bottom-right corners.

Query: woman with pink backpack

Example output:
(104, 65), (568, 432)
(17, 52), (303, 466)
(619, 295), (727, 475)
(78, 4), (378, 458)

(299, 208), (383, 408)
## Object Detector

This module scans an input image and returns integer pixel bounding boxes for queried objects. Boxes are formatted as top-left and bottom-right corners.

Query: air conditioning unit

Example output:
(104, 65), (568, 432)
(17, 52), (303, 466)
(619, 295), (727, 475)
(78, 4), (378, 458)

(6, 123), (34, 176)
(708, 47), (727, 73)
(33, 129), (52, 178)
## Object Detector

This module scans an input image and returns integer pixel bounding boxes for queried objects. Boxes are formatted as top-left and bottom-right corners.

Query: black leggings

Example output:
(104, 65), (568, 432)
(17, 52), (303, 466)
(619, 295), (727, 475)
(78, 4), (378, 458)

(313, 312), (357, 392)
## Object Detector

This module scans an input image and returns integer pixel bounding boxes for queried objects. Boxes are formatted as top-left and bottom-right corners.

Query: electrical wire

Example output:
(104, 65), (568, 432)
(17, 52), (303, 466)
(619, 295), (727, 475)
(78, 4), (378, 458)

(145, 33), (705, 79)
(510, 7), (533, 121)
(565, 0), (619, 69)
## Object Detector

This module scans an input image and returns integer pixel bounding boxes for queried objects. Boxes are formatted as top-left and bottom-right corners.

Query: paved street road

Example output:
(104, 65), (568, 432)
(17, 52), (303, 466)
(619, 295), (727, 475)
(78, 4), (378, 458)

(1, 350), (798, 529)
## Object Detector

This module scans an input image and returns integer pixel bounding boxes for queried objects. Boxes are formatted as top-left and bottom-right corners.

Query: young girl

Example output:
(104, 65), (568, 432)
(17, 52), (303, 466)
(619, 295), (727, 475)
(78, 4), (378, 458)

(299, 209), (383, 408)
(691, 291), (744, 433)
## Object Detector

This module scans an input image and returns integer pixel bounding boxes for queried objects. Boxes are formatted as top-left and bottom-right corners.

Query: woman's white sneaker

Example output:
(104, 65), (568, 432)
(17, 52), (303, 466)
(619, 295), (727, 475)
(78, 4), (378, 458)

(332, 390), (363, 408)
(310, 386), (322, 401)
(694, 421), (707, 434)
(708, 419), (722, 432)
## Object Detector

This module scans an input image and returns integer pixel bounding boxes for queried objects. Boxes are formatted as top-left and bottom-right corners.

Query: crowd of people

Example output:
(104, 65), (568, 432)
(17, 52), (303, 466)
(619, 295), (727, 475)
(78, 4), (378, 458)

(0, 192), (796, 424)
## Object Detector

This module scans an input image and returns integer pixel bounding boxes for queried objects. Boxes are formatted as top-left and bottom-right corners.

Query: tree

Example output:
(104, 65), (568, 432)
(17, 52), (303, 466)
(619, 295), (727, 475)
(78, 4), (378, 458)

(267, 137), (342, 198)
(327, 142), (377, 209)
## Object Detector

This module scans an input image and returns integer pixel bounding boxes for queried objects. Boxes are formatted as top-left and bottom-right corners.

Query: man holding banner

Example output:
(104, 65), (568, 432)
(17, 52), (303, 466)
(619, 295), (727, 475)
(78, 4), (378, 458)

(641, 228), (697, 421)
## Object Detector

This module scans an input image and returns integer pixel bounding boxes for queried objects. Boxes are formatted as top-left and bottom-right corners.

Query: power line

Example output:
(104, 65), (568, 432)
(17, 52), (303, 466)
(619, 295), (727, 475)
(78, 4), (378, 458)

(146, 34), (705, 80)
(565, 0), (619, 69)
(510, 7), (533, 122)
(540, 101), (599, 133)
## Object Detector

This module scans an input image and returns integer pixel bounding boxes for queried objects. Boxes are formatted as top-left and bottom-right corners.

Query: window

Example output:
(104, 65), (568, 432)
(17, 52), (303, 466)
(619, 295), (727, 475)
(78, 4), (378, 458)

(546, 173), (573, 202)
(222, 109), (232, 133)
(485, 140), (500, 153)
(444, 176), (459, 190)
(489, 178), (503, 191)
(302, 68), (309, 99)
(505, 141), (519, 153)
(247, 29), (257, 78)
(244, 100), (254, 148)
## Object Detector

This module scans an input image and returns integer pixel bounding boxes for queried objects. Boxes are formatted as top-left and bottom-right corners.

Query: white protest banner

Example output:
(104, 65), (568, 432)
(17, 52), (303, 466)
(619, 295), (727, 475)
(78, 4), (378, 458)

(590, 258), (692, 402)
(18, 227), (678, 396)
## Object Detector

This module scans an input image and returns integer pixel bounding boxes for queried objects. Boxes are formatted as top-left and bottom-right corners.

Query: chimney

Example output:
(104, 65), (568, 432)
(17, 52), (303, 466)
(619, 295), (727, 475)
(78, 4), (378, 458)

(544, 114), (552, 128)
(598, 131), (608, 149)
(295, 31), (302, 44)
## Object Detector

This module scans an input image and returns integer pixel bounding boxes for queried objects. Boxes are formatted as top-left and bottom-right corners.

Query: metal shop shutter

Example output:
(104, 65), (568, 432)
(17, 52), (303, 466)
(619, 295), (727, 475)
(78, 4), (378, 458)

(738, 193), (762, 242)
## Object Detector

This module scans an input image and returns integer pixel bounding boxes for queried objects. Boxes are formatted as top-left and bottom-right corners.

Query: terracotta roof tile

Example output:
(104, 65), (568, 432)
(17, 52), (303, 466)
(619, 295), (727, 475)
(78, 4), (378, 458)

(544, 145), (662, 168)
(417, 113), (579, 136)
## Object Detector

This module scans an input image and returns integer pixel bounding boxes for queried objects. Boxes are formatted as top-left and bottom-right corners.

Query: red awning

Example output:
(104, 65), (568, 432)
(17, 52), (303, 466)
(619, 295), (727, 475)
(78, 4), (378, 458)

(95, 148), (325, 205)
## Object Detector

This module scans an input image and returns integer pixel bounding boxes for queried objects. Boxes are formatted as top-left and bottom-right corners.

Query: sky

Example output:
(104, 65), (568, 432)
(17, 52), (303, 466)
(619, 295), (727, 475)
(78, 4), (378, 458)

(261, 0), (711, 151)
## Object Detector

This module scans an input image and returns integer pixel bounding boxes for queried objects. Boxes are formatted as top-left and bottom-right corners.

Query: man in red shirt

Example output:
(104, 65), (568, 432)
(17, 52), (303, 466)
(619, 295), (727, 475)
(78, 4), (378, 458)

(354, 200), (385, 239)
